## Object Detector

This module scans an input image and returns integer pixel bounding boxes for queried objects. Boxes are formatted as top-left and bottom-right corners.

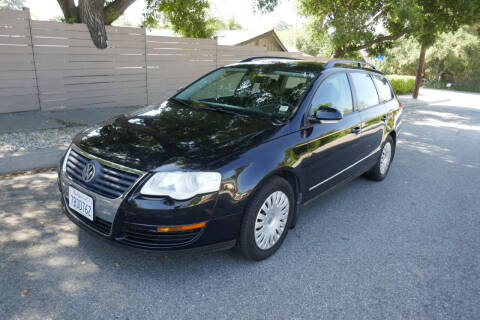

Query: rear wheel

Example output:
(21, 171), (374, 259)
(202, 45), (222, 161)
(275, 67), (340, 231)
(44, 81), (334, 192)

(365, 135), (395, 181)
(238, 176), (294, 261)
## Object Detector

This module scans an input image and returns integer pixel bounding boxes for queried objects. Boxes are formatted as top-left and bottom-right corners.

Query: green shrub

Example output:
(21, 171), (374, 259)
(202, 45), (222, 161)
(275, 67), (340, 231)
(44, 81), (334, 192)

(387, 75), (416, 95)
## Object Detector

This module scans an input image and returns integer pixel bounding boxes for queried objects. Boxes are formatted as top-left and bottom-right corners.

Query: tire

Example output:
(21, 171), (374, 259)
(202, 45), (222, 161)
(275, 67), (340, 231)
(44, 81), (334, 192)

(238, 176), (294, 261)
(365, 135), (395, 181)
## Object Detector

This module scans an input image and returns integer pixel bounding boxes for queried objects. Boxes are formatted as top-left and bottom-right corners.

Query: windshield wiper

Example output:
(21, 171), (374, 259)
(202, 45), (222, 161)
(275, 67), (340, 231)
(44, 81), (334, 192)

(169, 97), (191, 108)
(170, 97), (242, 116)
(195, 104), (245, 116)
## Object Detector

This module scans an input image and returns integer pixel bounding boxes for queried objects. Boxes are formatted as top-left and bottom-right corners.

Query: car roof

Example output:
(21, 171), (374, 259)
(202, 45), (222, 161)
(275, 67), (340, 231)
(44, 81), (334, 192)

(228, 58), (385, 75)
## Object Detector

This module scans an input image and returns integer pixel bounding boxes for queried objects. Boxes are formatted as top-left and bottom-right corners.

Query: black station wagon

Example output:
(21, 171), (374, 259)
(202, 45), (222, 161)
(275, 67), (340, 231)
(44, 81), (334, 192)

(58, 58), (402, 260)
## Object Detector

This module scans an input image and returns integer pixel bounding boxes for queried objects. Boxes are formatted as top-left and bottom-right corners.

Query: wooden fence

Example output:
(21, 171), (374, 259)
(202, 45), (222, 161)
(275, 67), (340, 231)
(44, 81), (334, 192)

(0, 8), (325, 114)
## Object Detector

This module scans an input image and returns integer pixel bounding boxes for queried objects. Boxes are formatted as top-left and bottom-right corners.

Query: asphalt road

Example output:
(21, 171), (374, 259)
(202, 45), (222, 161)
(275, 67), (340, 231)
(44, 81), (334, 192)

(1, 100), (480, 320)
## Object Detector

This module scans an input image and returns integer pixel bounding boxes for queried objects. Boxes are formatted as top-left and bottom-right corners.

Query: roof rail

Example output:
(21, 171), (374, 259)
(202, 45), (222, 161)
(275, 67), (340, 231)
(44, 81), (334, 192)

(324, 59), (377, 70)
(240, 56), (302, 62)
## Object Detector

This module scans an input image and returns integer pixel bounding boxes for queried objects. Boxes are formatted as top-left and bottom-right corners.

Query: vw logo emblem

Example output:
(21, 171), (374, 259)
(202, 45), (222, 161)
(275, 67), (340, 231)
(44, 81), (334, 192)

(82, 161), (96, 183)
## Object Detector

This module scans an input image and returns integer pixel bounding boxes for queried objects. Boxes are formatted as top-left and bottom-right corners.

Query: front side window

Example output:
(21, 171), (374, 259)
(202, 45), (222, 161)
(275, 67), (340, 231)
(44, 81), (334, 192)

(175, 65), (317, 119)
(310, 72), (353, 116)
(350, 72), (380, 110)
(372, 74), (394, 102)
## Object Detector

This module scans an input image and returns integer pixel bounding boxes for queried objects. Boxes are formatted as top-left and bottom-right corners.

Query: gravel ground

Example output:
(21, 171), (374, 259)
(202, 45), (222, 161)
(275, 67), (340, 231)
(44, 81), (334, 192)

(0, 127), (84, 154)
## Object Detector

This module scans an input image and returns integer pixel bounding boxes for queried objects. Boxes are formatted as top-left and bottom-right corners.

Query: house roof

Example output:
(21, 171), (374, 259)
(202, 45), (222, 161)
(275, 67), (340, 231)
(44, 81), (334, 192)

(216, 29), (288, 52)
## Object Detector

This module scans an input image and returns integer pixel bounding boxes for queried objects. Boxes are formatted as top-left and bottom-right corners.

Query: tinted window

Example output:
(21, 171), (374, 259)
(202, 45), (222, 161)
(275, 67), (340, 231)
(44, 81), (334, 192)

(350, 72), (379, 110)
(176, 66), (317, 119)
(310, 73), (353, 116)
(373, 74), (394, 102)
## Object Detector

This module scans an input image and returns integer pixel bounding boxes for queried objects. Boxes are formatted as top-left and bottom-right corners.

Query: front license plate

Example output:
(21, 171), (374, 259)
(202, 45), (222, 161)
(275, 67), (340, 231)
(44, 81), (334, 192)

(68, 186), (94, 221)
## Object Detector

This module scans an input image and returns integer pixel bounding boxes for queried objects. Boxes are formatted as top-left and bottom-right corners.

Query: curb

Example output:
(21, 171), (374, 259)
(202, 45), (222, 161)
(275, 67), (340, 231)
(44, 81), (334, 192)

(398, 98), (452, 108)
(0, 146), (66, 175)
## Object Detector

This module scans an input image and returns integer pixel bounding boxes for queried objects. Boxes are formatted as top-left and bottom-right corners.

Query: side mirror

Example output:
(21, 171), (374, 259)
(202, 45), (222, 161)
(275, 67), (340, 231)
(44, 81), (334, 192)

(309, 105), (343, 123)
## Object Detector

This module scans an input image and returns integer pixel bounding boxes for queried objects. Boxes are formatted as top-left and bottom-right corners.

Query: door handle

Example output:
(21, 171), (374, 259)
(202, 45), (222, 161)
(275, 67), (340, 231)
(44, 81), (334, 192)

(351, 126), (361, 134)
(381, 116), (388, 122)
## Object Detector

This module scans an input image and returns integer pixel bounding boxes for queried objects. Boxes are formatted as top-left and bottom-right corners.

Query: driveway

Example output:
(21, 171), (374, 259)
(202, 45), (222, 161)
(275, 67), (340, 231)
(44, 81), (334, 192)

(1, 97), (479, 319)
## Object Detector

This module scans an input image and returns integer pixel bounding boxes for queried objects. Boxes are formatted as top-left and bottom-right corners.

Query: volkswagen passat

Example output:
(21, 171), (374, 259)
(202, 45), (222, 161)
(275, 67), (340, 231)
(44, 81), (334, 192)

(58, 58), (402, 260)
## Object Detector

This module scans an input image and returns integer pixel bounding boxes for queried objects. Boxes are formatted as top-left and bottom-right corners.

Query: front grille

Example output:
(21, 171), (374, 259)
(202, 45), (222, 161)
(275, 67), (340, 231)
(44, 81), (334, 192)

(122, 224), (202, 248)
(65, 196), (112, 235)
(66, 149), (140, 199)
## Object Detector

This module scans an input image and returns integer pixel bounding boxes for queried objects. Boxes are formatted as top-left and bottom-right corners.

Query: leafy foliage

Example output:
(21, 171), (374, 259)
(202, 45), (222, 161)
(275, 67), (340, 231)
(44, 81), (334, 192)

(298, 0), (419, 57)
(252, 0), (281, 13)
(295, 0), (480, 58)
(0, 0), (25, 10)
(387, 75), (416, 94)
(227, 17), (243, 30)
(144, 0), (215, 38)
(207, 17), (243, 31)
(380, 27), (480, 92)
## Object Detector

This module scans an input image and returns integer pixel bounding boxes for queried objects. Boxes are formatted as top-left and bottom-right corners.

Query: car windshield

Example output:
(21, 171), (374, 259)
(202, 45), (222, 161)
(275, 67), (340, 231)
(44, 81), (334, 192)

(174, 64), (318, 119)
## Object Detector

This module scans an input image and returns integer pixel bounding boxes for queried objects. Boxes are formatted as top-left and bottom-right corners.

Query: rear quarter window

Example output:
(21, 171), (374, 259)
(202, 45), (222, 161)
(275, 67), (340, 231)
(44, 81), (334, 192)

(372, 74), (394, 102)
(350, 72), (379, 110)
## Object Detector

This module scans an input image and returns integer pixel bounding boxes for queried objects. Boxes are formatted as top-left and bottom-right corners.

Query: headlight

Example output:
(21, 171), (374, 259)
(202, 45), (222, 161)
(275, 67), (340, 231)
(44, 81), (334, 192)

(140, 172), (221, 200)
(62, 148), (72, 173)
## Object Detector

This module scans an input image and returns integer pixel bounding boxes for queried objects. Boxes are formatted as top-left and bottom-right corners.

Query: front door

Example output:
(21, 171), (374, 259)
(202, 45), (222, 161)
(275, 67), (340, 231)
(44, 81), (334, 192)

(303, 72), (364, 200)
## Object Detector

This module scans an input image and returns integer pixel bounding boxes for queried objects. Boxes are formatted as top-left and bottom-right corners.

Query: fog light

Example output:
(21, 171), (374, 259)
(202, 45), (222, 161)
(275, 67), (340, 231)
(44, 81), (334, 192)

(156, 222), (206, 232)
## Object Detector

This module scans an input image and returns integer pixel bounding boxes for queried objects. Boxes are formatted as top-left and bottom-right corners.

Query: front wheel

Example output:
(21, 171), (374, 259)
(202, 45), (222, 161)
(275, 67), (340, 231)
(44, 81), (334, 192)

(365, 135), (395, 181)
(238, 176), (294, 261)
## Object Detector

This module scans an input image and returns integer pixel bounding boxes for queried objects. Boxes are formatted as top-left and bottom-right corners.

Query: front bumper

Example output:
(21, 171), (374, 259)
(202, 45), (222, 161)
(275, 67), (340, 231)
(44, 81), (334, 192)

(58, 154), (241, 253)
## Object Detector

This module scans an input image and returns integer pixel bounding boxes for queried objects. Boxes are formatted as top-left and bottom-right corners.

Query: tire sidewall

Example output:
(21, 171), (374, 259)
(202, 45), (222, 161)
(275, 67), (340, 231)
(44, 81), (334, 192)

(378, 136), (395, 178)
(240, 177), (294, 260)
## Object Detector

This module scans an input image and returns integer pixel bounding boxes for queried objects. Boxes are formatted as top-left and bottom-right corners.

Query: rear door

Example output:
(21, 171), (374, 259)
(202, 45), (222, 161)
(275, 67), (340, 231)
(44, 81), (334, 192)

(349, 72), (386, 158)
(371, 73), (398, 134)
(303, 72), (364, 199)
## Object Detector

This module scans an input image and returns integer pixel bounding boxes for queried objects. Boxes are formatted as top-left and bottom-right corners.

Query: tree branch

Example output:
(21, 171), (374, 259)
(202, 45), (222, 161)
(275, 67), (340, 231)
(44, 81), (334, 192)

(103, 0), (136, 25)
(57, 0), (78, 20)
(350, 30), (408, 51)
(334, 29), (408, 57)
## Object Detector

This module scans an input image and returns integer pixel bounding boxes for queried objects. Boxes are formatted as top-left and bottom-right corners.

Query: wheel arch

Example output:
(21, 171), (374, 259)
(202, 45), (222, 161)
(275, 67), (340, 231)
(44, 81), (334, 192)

(248, 167), (302, 229)
(388, 129), (397, 146)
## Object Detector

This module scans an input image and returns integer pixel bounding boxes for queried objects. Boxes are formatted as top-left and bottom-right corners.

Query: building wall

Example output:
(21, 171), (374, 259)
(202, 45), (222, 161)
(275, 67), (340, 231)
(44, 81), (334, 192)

(243, 35), (284, 52)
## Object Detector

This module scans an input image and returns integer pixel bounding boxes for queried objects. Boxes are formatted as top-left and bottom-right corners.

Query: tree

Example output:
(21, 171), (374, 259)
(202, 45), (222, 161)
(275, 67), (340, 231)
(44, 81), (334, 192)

(143, 0), (215, 38)
(298, 0), (420, 58)
(381, 27), (480, 92)
(284, 0), (480, 98)
(57, 0), (214, 47)
(410, 0), (480, 98)
(57, 0), (134, 48)
(227, 17), (242, 30)
(0, 0), (25, 10)
(56, 0), (270, 49)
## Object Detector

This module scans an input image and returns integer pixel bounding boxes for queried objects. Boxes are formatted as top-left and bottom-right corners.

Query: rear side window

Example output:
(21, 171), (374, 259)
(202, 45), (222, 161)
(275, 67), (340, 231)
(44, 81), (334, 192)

(350, 72), (379, 110)
(310, 73), (353, 116)
(372, 74), (394, 102)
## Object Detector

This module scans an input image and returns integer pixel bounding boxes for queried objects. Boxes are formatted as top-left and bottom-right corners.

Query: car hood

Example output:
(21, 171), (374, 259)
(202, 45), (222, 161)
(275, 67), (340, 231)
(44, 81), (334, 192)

(73, 100), (281, 171)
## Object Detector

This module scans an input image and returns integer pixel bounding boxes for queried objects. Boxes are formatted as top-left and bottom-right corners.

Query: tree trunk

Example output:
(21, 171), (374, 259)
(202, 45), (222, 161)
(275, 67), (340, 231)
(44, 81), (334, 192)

(333, 49), (344, 58)
(57, 0), (136, 49)
(57, 0), (79, 21)
(413, 43), (427, 99)
(79, 0), (108, 49)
